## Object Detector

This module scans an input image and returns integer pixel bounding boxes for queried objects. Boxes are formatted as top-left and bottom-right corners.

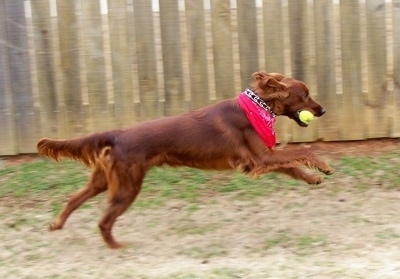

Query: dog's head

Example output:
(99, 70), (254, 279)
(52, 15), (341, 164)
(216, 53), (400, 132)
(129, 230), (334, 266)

(250, 72), (326, 127)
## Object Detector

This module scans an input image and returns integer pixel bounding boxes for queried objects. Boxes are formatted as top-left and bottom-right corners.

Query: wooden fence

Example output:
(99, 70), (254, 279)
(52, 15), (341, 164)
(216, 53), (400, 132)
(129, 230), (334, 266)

(0, 0), (399, 155)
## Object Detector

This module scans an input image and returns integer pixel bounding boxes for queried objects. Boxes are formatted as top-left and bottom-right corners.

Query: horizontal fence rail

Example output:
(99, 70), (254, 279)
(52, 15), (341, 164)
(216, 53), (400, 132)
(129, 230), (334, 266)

(0, 0), (399, 155)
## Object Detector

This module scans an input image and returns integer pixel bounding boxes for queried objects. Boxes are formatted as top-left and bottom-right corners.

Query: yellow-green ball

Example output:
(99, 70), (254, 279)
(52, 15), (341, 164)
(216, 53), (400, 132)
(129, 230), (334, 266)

(299, 110), (314, 124)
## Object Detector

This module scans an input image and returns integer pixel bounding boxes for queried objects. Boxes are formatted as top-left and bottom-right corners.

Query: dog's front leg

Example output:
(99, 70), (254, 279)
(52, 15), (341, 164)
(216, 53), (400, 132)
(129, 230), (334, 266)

(273, 167), (324, 184)
(258, 148), (334, 175)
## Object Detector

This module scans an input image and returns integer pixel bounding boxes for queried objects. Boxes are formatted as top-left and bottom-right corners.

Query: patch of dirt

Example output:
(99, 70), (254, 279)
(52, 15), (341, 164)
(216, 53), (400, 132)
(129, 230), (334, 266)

(1, 139), (400, 278)
(0, 154), (40, 167)
(280, 138), (400, 157)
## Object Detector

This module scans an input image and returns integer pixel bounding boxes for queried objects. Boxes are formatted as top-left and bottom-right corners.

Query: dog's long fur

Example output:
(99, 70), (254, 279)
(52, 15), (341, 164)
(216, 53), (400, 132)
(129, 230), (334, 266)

(37, 72), (333, 249)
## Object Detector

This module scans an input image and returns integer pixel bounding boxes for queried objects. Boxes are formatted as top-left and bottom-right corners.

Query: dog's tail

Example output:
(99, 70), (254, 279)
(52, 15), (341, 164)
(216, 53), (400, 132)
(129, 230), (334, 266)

(37, 130), (123, 166)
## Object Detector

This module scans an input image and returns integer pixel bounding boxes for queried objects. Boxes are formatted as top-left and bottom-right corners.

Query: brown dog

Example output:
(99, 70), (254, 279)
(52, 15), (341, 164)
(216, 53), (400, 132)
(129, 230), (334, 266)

(37, 72), (333, 249)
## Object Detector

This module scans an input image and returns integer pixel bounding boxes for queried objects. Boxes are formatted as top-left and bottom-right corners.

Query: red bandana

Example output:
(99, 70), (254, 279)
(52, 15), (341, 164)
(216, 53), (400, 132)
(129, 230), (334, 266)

(238, 91), (276, 148)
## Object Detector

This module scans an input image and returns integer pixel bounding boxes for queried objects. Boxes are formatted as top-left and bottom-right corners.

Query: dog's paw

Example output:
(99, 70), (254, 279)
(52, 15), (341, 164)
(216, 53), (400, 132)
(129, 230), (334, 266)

(107, 240), (127, 249)
(307, 175), (323, 185)
(317, 164), (334, 175)
(323, 167), (334, 175)
(48, 222), (62, 231)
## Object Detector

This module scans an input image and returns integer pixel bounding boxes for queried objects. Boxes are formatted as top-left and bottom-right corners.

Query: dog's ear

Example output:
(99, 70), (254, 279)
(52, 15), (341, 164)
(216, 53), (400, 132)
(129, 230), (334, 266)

(252, 71), (268, 81)
(266, 73), (286, 81)
(251, 72), (289, 101)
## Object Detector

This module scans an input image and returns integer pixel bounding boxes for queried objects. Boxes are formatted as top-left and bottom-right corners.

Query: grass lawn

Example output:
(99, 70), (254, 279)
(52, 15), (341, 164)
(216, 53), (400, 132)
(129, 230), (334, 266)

(1, 141), (400, 278)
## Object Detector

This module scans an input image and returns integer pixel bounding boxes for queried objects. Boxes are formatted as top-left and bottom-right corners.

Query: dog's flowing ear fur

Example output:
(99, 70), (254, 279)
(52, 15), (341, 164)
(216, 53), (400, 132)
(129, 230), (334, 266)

(251, 72), (289, 101)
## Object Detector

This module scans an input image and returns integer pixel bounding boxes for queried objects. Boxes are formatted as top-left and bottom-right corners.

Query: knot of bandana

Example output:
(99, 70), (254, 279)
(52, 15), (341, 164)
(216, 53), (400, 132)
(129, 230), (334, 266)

(238, 90), (276, 148)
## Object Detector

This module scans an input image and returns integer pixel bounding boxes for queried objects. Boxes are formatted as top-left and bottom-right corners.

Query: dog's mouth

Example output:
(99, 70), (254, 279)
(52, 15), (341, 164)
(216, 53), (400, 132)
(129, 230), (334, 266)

(293, 110), (313, 127)
(286, 107), (325, 127)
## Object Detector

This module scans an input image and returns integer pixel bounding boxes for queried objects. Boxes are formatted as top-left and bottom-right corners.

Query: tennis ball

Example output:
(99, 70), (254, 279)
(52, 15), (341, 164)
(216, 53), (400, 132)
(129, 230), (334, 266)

(298, 110), (314, 124)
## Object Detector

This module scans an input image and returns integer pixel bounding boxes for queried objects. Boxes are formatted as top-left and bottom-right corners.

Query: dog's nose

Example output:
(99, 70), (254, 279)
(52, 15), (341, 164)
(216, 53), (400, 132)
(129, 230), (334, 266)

(320, 108), (326, 116)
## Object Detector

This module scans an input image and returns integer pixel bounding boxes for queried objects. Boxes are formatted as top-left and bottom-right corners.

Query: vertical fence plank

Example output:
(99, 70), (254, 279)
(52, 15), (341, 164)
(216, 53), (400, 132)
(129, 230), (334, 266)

(31, 0), (59, 139)
(125, 0), (141, 123)
(108, 0), (135, 126)
(56, 0), (84, 137)
(288, 0), (311, 82)
(159, 0), (184, 115)
(263, 0), (284, 73)
(365, 0), (388, 138)
(340, 0), (365, 140)
(287, 0), (316, 142)
(81, 1), (109, 132)
(185, 0), (209, 109)
(314, 0), (340, 141)
(263, 0), (290, 144)
(210, 0), (235, 100)
(132, 0), (159, 120)
(0, 0), (17, 155)
(392, 0), (400, 137)
(236, 0), (258, 89)
(3, 0), (37, 153)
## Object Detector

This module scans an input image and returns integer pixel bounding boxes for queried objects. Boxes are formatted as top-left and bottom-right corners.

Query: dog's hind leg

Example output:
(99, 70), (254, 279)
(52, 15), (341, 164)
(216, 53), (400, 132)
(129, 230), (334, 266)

(98, 166), (145, 249)
(49, 168), (107, 231)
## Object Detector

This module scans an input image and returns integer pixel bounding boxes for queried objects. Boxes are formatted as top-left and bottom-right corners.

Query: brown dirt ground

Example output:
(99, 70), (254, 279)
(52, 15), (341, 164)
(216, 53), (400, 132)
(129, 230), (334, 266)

(1, 139), (400, 278)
